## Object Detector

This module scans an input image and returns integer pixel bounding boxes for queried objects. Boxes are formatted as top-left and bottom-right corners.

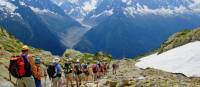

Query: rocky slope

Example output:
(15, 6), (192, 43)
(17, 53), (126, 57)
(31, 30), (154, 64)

(0, 27), (54, 87)
(158, 27), (200, 54)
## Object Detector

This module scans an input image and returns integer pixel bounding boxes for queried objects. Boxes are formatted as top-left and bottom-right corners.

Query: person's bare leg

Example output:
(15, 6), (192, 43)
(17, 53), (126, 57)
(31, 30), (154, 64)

(79, 76), (81, 86)
(66, 77), (68, 87)
(75, 78), (78, 87)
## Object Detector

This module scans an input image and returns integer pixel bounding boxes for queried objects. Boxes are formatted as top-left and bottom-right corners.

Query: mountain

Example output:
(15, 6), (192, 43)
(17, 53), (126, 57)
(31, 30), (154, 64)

(52, 0), (101, 19)
(158, 27), (200, 53)
(0, 0), (83, 55)
(69, 0), (200, 58)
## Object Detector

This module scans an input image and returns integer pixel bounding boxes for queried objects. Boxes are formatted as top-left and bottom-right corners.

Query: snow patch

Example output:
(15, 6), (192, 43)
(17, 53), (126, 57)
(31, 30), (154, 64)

(30, 6), (57, 15)
(136, 41), (200, 77)
(91, 9), (113, 18)
(83, 0), (98, 12)
(19, 1), (26, 6)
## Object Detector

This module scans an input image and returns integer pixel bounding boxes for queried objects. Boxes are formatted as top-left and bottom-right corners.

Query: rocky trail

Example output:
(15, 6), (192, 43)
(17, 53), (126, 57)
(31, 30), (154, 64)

(39, 59), (200, 87)
(82, 60), (200, 87)
(1, 55), (200, 87)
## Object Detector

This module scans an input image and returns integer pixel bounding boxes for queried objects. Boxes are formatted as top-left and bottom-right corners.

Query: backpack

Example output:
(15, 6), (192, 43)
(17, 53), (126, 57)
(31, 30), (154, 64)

(64, 62), (72, 74)
(82, 64), (88, 70)
(92, 64), (98, 73)
(74, 63), (81, 74)
(8, 56), (25, 78)
(47, 64), (56, 79)
(8, 55), (32, 79)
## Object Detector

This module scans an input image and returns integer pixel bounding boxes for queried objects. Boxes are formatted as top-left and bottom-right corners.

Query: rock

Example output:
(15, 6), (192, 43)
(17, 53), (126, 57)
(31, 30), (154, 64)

(98, 79), (108, 86)
(122, 79), (130, 86)
(137, 76), (145, 80)
(85, 83), (97, 87)
(0, 76), (14, 87)
(107, 80), (118, 87)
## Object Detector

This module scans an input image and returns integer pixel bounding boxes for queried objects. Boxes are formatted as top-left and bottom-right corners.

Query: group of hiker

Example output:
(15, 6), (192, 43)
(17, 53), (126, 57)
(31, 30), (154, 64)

(8, 45), (118, 87)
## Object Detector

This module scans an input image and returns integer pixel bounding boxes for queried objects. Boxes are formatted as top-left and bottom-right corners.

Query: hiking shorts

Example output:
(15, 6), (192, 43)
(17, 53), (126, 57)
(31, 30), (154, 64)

(17, 76), (36, 87)
(52, 77), (61, 87)
(65, 73), (73, 78)
(83, 71), (89, 76)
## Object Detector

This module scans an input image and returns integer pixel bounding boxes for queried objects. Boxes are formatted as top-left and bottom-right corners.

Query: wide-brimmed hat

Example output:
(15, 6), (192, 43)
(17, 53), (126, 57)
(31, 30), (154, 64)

(22, 45), (29, 51)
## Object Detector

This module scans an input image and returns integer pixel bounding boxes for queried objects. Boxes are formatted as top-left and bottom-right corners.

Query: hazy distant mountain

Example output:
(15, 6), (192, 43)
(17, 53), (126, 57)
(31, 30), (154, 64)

(0, 0), (83, 55)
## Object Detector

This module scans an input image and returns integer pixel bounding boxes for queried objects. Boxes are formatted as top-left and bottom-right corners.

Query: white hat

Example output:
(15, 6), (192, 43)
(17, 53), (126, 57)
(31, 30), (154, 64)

(76, 59), (80, 62)
(53, 56), (60, 63)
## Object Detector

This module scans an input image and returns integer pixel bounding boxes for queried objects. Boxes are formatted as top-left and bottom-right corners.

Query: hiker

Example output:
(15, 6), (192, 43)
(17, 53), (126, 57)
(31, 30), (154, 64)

(11, 45), (36, 87)
(33, 56), (43, 87)
(73, 59), (82, 87)
(47, 57), (62, 87)
(99, 62), (104, 77)
(112, 63), (118, 74)
(96, 60), (103, 78)
(92, 63), (98, 81)
(103, 62), (108, 75)
(64, 59), (73, 87)
(82, 62), (89, 83)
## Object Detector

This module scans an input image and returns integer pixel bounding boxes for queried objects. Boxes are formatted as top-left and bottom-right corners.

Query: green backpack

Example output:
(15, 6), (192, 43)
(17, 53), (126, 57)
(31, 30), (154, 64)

(64, 62), (72, 74)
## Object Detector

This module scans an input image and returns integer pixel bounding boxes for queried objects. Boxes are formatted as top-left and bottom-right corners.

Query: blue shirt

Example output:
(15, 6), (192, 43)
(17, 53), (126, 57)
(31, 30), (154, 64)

(55, 63), (61, 74)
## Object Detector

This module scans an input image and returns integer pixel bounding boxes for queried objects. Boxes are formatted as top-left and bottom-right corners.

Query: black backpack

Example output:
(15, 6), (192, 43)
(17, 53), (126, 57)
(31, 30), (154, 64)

(47, 64), (56, 79)
(74, 63), (82, 75)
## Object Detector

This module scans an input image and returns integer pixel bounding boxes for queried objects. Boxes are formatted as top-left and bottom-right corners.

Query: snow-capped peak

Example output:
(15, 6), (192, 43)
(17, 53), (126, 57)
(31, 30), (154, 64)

(0, 0), (22, 18)
(54, 0), (200, 18)
(83, 0), (98, 12)
(0, 0), (18, 13)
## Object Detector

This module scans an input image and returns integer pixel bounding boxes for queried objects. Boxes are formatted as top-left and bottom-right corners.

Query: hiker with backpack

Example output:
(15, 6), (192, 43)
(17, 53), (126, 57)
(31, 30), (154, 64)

(92, 63), (98, 81)
(9, 45), (36, 87)
(82, 62), (89, 83)
(112, 63), (119, 74)
(52, 57), (62, 87)
(103, 62), (108, 75)
(73, 59), (82, 87)
(33, 56), (43, 87)
(64, 59), (73, 87)
(96, 60), (103, 78)
(47, 57), (62, 87)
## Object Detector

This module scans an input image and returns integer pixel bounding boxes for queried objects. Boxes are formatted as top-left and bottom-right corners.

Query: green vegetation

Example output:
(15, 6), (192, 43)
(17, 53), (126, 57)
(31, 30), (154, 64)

(158, 28), (200, 54)
(61, 49), (112, 66)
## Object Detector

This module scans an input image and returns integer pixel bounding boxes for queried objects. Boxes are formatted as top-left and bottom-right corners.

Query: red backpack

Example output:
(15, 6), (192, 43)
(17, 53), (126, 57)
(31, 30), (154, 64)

(8, 55), (26, 79)
(92, 64), (98, 73)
